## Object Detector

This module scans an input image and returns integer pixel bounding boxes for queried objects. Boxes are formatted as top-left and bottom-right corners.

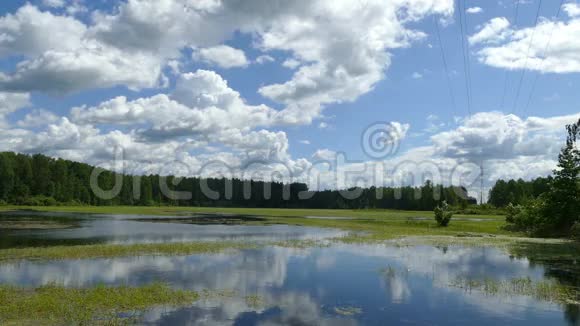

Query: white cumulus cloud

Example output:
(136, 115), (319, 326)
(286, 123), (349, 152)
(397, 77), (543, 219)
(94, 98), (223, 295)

(194, 45), (249, 68)
(472, 9), (580, 73)
(466, 7), (483, 14)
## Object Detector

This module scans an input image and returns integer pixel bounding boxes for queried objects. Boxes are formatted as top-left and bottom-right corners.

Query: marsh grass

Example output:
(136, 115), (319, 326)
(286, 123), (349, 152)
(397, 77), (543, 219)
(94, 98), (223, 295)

(0, 214), (81, 230)
(0, 241), (255, 262)
(0, 284), (268, 325)
(0, 283), (199, 325)
(333, 306), (363, 316)
(272, 239), (332, 249)
(451, 276), (579, 304)
(245, 294), (265, 309)
(387, 235), (572, 250)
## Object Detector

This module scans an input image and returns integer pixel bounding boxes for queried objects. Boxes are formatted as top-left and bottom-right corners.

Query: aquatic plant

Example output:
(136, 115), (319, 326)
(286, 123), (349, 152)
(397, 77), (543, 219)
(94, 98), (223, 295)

(451, 276), (579, 305)
(0, 283), (199, 324)
(0, 241), (255, 262)
(333, 306), (362, 316)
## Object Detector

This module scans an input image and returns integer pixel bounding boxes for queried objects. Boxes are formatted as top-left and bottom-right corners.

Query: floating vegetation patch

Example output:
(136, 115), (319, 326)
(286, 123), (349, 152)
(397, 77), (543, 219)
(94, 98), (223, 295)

(272, 239), (331, 249)
(0, 241), (255, 262)
(333, 305), (363, 316)
(450, 276), (580, 305)
(0, 283), (199, 325)
(0, 213), (82, 230)
(0, 284), (267, 325)
(245, 294), (266, 309)
(0, 220), (77, 230)
(389, 235), (571, 249)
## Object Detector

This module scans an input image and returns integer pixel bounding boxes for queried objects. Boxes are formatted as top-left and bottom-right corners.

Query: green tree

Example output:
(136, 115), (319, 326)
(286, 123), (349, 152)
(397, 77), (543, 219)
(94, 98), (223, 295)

(139, 176), (153, 206)
(31, 154), (51, 196)
(542, 118), (580, 234)
(0, 153), (15, 201)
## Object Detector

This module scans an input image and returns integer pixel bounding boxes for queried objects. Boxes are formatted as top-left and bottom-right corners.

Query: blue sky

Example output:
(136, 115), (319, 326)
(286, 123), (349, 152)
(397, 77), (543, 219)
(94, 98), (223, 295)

(0, 0), (579, 200)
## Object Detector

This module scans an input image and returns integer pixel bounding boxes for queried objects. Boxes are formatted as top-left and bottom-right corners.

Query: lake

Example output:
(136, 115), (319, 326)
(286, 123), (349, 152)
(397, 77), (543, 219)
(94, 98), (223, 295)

(0, 211), (347, 248)
(0, 211), (578, 325)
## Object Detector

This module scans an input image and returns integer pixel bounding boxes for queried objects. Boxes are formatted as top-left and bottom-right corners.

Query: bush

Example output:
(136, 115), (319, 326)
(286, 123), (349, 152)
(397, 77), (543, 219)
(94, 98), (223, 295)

(503, 198), (560, 236)
(434, 201), (453, 227)
(505, 203), (521, 224)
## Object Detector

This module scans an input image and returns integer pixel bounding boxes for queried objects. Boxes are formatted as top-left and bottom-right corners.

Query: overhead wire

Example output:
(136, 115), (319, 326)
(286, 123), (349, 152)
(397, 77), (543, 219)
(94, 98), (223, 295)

(522, 0), (565, 117)
(511, 0), (543, 114)
(457, 0), (472, 116)
(433, 16), (458, 116)
(500, 0), (521, 109)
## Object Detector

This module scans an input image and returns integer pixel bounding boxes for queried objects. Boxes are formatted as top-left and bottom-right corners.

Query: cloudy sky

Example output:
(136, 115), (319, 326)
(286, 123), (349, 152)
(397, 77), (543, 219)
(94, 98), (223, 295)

(0, 0), (579, 200)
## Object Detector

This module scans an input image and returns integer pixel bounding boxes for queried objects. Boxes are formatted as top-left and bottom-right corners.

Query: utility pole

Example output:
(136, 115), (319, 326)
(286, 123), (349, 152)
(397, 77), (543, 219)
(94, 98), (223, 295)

(480, 159), (484, 205)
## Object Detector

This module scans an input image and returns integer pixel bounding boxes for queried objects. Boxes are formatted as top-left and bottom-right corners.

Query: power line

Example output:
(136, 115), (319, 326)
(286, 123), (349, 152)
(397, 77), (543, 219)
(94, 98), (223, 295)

(500, 0), (521, 109)
(457, 0), (472, 116)
(513, 0), (521, 27)
(512, 0), (543, 114)
(480, 159), (484, 205)
(433, 16), (458, 116)
(522, 0), (564, 117)
(462, 0), (474, 115)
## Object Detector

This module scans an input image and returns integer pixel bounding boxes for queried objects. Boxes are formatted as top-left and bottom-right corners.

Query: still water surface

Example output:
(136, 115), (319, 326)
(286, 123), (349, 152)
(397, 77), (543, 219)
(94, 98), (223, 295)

(0, 211), (346, 248)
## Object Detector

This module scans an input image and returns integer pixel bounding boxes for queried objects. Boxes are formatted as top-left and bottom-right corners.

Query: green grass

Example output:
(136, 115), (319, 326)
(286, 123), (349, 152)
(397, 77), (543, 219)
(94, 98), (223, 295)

(267, 214), (512, 242)
(0, 283), (199, 325)
(0, 241), (254, 262)
(0, 205), (504, 220)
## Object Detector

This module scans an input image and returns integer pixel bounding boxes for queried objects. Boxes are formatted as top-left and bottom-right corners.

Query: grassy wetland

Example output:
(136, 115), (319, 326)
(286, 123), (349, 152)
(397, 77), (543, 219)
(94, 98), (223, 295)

(0, 283), (200, 325)
(0, 206), (578, 325)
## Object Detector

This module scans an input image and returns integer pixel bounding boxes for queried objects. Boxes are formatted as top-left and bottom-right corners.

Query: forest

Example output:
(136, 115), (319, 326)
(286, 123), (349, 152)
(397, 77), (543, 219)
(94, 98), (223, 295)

(487, 177), (552, 208)
(0, 151), (475, 210)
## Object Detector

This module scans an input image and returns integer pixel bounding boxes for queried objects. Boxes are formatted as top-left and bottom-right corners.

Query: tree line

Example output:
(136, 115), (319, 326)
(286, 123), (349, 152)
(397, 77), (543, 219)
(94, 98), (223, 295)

(0, 152), (475, 210)
(488, 176), (552, 208)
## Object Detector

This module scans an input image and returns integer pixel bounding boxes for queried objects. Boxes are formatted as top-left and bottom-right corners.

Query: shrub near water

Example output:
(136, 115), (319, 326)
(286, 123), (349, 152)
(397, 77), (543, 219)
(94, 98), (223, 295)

(434, 201), (453, 227)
